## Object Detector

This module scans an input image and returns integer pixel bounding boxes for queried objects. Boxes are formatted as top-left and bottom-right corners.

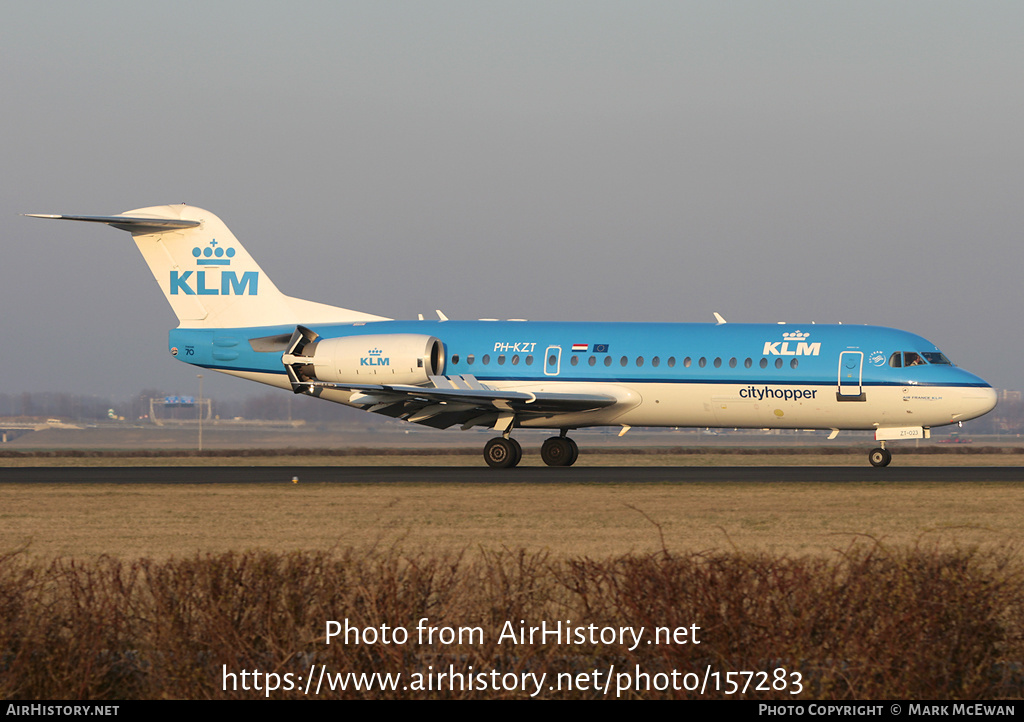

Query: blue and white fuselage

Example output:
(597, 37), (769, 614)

(170, 320), (995, 434)
(30, 205), (997, 467)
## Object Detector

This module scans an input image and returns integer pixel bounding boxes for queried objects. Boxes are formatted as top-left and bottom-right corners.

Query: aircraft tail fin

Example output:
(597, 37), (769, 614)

(27, 205), (389, 329)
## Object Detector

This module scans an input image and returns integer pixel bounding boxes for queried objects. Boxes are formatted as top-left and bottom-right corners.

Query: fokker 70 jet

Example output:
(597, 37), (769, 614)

(28, 205), (997, 467)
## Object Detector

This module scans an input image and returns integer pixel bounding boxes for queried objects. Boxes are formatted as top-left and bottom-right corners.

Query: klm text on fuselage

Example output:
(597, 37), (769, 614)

(762, 341), (820, 356)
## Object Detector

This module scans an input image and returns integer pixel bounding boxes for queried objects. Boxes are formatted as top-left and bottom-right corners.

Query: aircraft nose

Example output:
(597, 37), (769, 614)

(960, 385), (998, 420)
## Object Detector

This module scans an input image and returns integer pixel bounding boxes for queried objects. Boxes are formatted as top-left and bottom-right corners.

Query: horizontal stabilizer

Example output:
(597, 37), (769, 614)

(24, 214), (200, 234)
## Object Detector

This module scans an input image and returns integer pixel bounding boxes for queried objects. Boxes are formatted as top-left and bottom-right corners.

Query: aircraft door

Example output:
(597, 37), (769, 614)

(544, 346), (562, 376)
(837, 351), (866, 401)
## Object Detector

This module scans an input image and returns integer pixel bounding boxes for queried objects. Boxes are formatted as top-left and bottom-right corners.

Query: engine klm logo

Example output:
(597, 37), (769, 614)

(362, 348), (389, 367)
(169, 240), (259, 296)
(763, 331), (820, 356)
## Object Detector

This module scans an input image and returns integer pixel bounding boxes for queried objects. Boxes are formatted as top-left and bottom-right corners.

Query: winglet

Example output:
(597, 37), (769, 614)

(713, 312), (727, 325)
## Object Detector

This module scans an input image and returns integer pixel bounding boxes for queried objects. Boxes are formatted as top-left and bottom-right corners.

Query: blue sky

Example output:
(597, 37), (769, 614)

(3, 1), (1023, 399)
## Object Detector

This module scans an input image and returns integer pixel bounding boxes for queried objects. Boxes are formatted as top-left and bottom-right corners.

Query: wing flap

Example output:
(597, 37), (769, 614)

(299, 379), (617, 414)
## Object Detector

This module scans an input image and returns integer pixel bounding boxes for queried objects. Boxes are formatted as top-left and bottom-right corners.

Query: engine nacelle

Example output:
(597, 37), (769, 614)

(283, 331), (444, 388)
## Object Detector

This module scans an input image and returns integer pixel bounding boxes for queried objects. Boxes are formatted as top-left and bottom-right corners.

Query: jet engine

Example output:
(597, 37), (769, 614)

(282, 326), (444, 390)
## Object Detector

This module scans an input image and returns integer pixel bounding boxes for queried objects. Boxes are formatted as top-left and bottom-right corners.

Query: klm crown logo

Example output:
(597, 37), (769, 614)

(763, 330), (821, 357)
(361, 348), (390, 366)
(192, 240), (236, 266)
(170, 240), (258, 296)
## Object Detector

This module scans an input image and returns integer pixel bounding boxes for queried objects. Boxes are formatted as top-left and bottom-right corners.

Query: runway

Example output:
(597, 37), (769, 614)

(3, 466), (1024, 484)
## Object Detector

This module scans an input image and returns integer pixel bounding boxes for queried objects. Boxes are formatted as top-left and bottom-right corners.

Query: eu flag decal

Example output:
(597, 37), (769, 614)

(593, 344), (609, 353)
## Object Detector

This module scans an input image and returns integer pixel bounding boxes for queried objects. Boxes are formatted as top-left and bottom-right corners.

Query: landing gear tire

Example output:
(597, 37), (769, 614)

(485, 437), (522, 468)
(510, 437), (523, 467)
(541, 436), (578, 467)
(868, 448), (892, 468)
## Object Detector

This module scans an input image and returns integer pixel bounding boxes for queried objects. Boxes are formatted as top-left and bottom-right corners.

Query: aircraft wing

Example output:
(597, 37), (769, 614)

(295, 375), (618, 429)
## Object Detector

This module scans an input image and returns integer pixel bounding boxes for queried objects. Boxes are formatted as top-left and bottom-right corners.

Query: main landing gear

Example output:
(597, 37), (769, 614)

(482, 433), (579, 468)
(868, 443), (892, 468)
(483, 437), (522, 468)
(540, 435), (579, 467)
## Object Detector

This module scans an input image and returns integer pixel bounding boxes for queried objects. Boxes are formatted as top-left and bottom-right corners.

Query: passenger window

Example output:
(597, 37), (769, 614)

(636, 356), (644, 367)
(889, 352), (902, 368)
(570, 355), (579, 366)
(760, 358), (768, 369)
(525, 355), (533, 366)
(684, 357), (692, 368)
(604, 356), (612, 367)
(497, 355), (505, 365)
(482, 354), (490, 365)
(467, 355), (475, 365)
(589, 356), (597, 366)
(511, 355), (520, 365)
(668, 357), (676, 368)
(775, 358), (783, 369)
(713, 357), (722, 368)
(790, 358), (799, 369)
(699, 357), (707, 368)
(652, 356), (660, 367)
(451, 354), (460, 365)
(620, 356), (628, 367)
(729, 357), (737, 368)
(744, 358), (752, 369)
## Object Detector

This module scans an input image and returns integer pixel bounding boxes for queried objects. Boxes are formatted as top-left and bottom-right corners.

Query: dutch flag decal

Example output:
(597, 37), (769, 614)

(572, 343), (588, 353)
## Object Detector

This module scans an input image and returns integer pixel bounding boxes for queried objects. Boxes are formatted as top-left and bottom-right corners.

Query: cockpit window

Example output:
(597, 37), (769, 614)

(891, 351), (946, 368)
(888, 352), (942, 368)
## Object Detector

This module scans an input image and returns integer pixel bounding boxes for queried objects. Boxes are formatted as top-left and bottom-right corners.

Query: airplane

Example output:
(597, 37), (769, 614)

(27, 204), (998, 468)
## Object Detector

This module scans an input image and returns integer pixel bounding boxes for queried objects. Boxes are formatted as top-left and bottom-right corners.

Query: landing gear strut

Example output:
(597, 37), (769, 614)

(484, 437), (522, 468)
(541, 435), (579, 467)
(868, 444), (892, 468)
